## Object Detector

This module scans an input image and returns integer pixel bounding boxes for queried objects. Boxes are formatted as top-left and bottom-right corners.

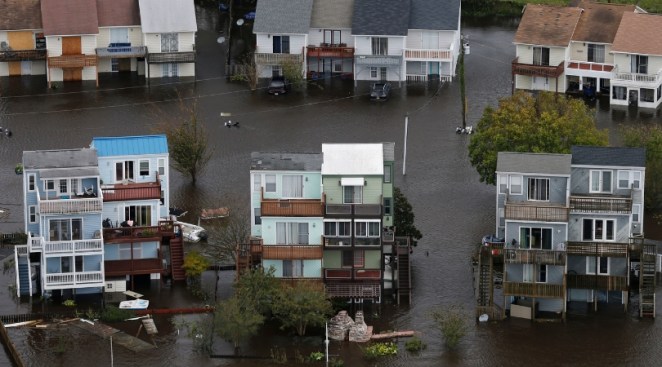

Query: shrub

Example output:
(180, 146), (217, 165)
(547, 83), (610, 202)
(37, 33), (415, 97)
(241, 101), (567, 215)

(100, 305), (135, 322)
(405, 336), (427, 353)
(309, 351), (325, 361)
(432, 305), (468, 349)
(363, 342), (398, 360)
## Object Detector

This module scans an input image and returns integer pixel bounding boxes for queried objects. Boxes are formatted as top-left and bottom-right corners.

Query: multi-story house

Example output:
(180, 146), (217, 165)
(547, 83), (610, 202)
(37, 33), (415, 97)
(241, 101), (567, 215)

(138, 0), (197, 79)
(248, 152), (324, 280)
(610, 11), (662, 109)
(253, 0), (312, 79)
(305, 0), (355, 80)
(0, 0), (47, 78)
(496, 152), (571, 320)
(16, 148), (105, 298)
(95, 0), (146, 77)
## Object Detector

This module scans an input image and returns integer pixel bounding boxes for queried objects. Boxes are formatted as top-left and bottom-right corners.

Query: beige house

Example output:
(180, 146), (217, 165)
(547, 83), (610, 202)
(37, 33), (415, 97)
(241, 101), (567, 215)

(0, 0), (46, 77)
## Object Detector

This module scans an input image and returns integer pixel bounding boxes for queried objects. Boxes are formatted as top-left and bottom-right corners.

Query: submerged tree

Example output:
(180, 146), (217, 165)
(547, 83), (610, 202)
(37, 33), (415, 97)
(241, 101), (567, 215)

(205, 207), (251, 265)
(394, 187), (422, 241)
(182, 250), (210, 286)
(431, 305), (468, 350)
(280, 58), (304, 88)
(234, 266), (280, 316)
(621, 124), (662, 210)
(468, 91), (608, 185)
(272, 281), (333, 336)
(214, 295), (264, 350)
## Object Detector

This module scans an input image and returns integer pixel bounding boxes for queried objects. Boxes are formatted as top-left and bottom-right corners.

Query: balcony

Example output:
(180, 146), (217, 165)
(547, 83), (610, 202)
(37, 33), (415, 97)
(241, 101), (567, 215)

(355, 54), (402, 66)
(566, 241), (628, 257)
(566, 274), (628, 291)
(96, 44), (147, 58)
(325, 204), (382, 217)
(28, 233), (44, 252)
(324, 268), (381, 280)
(39, 197), (103, 214)
(254, 52), (303, 65)
(569, 194), (632, 214)
(512, 57), (564, 78)
(0, 49), (47, 62)
(262, 245), (322, 259)
(504, 249), (566, 266)
(566, 61), (613, 73)
(102, 182), (161, 202)
(105, 257), (164, 277)
(48, 54), (98, 68)
(404, 48), (452, 61)
(44, 271), (104, 289)
(261, 199), (323, 216)
(307, 45), (354, 58)
(44, 239), (103, 254)
(323, 237), (381, 247)
(325, 281), (381, 298)
(147, 51), (196, 64)
(503, 281), (565, 298)
(504, 201), (569, 222)
(613, 68), (661, 85)
(103, 225), (162, 243)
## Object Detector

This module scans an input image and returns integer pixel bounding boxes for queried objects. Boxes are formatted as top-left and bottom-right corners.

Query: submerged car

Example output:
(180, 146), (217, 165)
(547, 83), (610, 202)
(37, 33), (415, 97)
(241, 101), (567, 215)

(267, 77), (288, 95)
(370, 82), (391, 100)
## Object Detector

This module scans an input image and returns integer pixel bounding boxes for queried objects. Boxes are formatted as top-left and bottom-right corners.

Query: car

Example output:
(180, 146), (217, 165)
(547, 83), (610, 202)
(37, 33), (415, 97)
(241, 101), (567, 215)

(267, 77), (288, 95)
(370, 82), (391, 100)
(481, 234), (504, 246)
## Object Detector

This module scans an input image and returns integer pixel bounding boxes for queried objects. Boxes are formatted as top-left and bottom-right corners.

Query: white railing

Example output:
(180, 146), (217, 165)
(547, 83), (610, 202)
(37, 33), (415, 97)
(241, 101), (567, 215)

(15, 245), (28, 256)
(14, 245), (30, 297)
(45, 271), (103, 287)
(613, 68), (662, 84)
(405, 48), (452, 60)
(39, 197), (103, 214)
(28, 233), (44, 252)
(76, 271), (104, 283)
(44, 239), (103, 254)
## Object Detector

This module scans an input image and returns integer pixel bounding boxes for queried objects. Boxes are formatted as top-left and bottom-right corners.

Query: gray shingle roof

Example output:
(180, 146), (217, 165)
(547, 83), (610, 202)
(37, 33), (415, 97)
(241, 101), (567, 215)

(571, 146), (646, 167)
(251, 152), (322, 171)
(352, 0), (410, 36)
(310, 0), (354, 29)
(497, 152), (572, 175)
(23, 149), (100, 177)
(409, 0), (460, 31)
(254, 0), (313, 34)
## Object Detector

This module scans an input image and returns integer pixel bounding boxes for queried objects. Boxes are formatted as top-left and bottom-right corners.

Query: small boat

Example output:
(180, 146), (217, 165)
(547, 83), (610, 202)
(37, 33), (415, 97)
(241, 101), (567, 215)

(176, 220), (208, 243)
(119, 299), (149, 310)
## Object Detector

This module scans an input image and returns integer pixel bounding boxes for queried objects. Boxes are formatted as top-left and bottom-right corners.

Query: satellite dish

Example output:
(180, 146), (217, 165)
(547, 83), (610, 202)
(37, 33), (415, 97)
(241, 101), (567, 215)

(236, 19), (244, 26)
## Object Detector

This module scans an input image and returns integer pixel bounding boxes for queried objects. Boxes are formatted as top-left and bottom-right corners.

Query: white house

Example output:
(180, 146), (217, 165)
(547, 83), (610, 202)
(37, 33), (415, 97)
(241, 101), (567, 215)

(0, 0), (46, 77)
(95, 0), (146, 76)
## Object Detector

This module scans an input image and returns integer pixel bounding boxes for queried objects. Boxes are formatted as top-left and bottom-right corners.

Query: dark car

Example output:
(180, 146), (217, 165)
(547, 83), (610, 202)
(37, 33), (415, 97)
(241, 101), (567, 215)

(267, 77), (288, 95)
(370, 82), (391, 100)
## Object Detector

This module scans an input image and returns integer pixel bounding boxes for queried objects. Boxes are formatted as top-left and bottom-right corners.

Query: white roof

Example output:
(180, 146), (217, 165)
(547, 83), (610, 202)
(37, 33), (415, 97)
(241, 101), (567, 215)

(321, 144), (384, 175)
(138, 0), (197, 33)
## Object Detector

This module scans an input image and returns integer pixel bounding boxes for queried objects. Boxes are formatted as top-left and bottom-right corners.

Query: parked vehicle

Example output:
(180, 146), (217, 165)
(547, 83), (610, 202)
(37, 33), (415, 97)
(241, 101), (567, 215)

(370, 82), (391, 101)
(268, 77), (288, 95)
(481, 234), (504, 245)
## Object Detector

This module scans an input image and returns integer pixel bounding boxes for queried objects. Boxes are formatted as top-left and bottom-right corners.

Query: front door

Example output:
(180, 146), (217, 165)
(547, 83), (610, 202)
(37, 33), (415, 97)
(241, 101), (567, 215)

(380, 67), (387, 81)
(532, 76), (549, 91)
(118, 58), (131, 72)
(428, 61), (439, 76)
(62, 36), (81, 55)
(21, 61), (32, 75)
(63, 68), (83, 81)
(629, 90), (638, 106)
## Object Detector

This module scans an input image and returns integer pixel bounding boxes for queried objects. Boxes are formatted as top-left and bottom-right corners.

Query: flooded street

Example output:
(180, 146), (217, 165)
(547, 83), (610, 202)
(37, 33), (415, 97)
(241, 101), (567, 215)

(1, 7), (662, 367)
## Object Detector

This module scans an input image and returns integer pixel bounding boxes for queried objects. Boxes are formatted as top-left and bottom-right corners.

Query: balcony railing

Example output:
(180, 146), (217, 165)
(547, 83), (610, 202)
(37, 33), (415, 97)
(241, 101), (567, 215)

(406, 74), (452, 82)
(405, 48), (452, 61)
(261, 199), (324, 216)
(48, 54), (98, 68)
(325, 204), (382, 217)
(503, 249), (566, 266)
(503, 281), (565, 298)
(566, 61), (613, 73)
(569, 195), (632, 214)
(0, 49), (47, 62)
(323, 237), (381, 247)
(238, 242), (263, 257)
(504, 201), (569, 222)
(44, 239), (103, 254)
(28, 234), (44, 252)
(147, 51), (196, 64)
(102, 183), (161, 202)
(307, 45), (354, 58)
(254, 52), (303, 65)
(262, 245), (323, 259)
(96, 45), (147, 58)
(565, 241), (628, 257)
(324, 268), (381, 280)
(325, 282), (381, 298)
(613, 68), (661, 84)
(512, 57), (564, 78)
(44, 271), (104, 288)
(105, 257), (164, 276)
(355, 54), (402, 66)
(566, 274), (628, 291)
(103, 226), (161, 243)
(39, 197), (103, 214)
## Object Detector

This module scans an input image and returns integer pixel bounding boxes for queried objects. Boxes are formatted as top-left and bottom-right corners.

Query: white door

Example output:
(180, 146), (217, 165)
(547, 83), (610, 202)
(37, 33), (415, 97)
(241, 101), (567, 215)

(162, 63), (178, 77)
(21, 61), (32, 75)
(532, 76), (549, 91)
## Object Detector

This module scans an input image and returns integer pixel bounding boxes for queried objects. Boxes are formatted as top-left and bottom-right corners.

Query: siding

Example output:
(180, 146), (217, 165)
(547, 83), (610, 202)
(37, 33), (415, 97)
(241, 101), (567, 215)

(256, 33), (306, 54)
(254, 171), (322, 200)
(568, 213), (630, 242)
(354, 36), (404, 56)
(261, 217), (323, 245)
(322, 176), (383, 204)
(81, 35), (97, 54)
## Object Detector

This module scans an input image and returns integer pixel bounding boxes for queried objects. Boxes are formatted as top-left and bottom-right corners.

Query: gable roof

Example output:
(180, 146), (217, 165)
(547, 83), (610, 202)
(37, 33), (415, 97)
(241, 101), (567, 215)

(496, 152), (572, 176)
(91, 135), (168, 157)
(571, 1), (634, 43)
(0, 0), (42, 30)
(41, 0), (99, 36)
(254, 0), (313, 34)
(514, 4), (582, 47)
(251, 152), (322, 171)
(352, 0), (410, 36)
(321, 143), (384, 175)
(571, 146), (646, 167)
(23, 148), (99, 176)
(612, 12), (662, 56)
(138, 0), (197, 33)
(97, 0), (141, 27)
(409, 0), (460, 31)
(310, 0), (353, 29)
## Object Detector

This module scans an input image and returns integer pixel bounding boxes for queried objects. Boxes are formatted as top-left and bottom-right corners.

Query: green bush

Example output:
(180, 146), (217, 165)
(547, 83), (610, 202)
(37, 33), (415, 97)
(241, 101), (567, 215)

(405, 336), (427, 352)
(101, 305), (135, 322)
(363, 342), (398, 360)
(309, 351), (324, 361)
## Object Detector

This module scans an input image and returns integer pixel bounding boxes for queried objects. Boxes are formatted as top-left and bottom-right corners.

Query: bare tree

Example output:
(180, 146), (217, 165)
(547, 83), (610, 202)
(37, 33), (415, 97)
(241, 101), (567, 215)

(204, 206), (251, 265)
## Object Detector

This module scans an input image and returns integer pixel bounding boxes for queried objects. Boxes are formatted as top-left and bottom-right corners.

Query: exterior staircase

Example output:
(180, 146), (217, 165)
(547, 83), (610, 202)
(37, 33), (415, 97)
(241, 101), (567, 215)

(640, 243), (656, 318)
(396, 241), (411, 305)
(235, 239), (263, 279)
(15, 245), (31, 296)
(170, 232), (186, 281)
(476, 245), (499, 318)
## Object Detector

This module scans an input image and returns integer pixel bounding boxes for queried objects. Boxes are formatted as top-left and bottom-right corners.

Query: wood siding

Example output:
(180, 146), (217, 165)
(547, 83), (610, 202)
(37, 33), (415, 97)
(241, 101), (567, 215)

(262, 245), (322, 260)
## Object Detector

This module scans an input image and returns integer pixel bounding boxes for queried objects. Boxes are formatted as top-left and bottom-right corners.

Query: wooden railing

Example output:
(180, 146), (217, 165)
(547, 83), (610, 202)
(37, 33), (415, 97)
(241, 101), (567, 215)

(103, 225), (161, 242)
(566, 274), (628, 291)
(503, 281), (565, 298)
(102, 183), (161, 202)
(565, 241), (628, 257)
(512, 57), (564, 78)
(505, 202), (568, 222)
(325, 204), (382, 216)
(261, 199), (324, 216)
(147, 51), (196, 64)
(39, 197), (103, 214)
(262, 245), (322, 259)
(238, 242), (263, 257)
(44, 239), (103, 254)
(0, 49), (47, 62)
(405, 49), (452, 60)
(325, 282), (381, 298)
(503, 249), (566, 265)
(48, 54), (98, 68)
(566, 61), (613, 72)
(105, 257), (163, 276)
(306, 45), (354, 58)
(254, 52), (303, 65)
(323, 237), (381, 247)
(324, 268), (381, 280)
(44, 271), (103, 288)
(569, 195), (631, 214)
(354, 54), (402, 66)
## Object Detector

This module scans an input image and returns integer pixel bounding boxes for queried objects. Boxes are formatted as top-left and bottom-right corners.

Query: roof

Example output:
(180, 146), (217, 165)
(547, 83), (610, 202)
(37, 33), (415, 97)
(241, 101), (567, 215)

(612, 12), (662, 56)
(352, 0), (410, 36)
(23, 149), (99, 174)
(90, 135), (168, 157)
(496, 152), (572, 176)
(41, 0), (99, 36)
(513, 4), (582, 47)
(138, 0), (197, 33)
(571, 146), (646, 167)
(254, 0), (313, 34)
(321, 144), (384, 175)
(0, 0), (42, 30)
(409, 0), (460, 31)
(571, 1), (634, 43)
(383, 142), (395, 162)
(250, 152), (322, 171)
(310, 0), (353, 29)
(97, 0), (141, 27)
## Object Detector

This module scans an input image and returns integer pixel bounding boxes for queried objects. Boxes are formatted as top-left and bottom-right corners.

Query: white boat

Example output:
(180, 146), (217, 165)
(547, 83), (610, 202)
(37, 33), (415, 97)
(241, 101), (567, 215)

(176, 220), (207, 243)
(119, 299), (149, 310)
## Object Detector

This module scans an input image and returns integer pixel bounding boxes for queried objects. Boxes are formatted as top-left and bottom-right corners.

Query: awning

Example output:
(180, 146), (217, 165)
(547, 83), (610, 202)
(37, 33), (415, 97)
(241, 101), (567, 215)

(341, 177), (364, 186)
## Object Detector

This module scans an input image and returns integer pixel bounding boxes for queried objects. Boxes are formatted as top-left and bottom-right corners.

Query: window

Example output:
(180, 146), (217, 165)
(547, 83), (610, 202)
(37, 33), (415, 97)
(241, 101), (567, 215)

(599, 257), (609, 275)
(588, 257), (612, 276)
(161, 33), (178, 52)
(384, 165), (391, 183)
(538, 265), (547, 283)
(29, 206), (37, 223)
(582, 219), (615, 241)
(265, 175), (276, 193)
(528, 178), (549, 201)
(272, 65), (282, 77)
(253, 174), (261, 191)
(633, 204), (641, 223)
(59, 179), (68, 194)
(111, 58), (119, 72)
(590, 170), (612, 193)
(276, 222), (309, 244)
(355, 221), (380, 237)
(384, 198), (392, 216)
(282, 260), (303, 277)
(520, 227), (552, 249)
(35, 32), (45, 50)
(125, 205), (151, 226)
(45, 180), (55, 191)
(658, 85), (662, 102)
(631, 55), (648, 74)
(273, 35), (290, 54)
(498, 175), (508, 194)
(370, 67), (377, 78)
(49, 219), (82, 241)
(139, 160), (150, 176)
(371, 37), (388, 55)
(641, 88), (655, 103)
(618, 170), (641, 189)
(324, 221), (350, 237)
(323, 30), (341, 45)
(342, 250), (364, 267)
(282, 175), (303, 198)
(613, 86), (627, 100)
(532, 47), (550, 66)
(587, 44), (605, 63)
(509, 175), (522, 195)
(61, 257), (72, 273)
(254, 208), (261, 225)
(158, 158), (166, 176)
(343, 186), (362, 204)
(115, 161), (134, 181)
(28, 174), (36, 191)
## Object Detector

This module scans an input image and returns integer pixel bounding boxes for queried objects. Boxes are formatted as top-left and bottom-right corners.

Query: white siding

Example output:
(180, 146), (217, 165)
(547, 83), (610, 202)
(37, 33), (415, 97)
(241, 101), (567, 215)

(0, 62), (7, 76)
(143, 33), (161, 52)
(81, 35), (97, 55)
(0, 31), (7, 43)
(46, 36), (62, 56)
(178, 32), (195, 52)
(98, 28), (111, 48)
(307, 28), (352, 46)
(82, 66), (97, 80)
(255, 33), (270, 53)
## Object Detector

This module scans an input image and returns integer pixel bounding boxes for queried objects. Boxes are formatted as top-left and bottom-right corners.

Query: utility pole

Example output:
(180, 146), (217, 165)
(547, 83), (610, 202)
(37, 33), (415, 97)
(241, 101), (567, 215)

(403, 113), (409, 175)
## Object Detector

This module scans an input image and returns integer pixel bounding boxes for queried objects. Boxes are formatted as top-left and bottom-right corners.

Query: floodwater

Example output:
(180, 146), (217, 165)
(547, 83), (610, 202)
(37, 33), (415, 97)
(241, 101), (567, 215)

(1, 6), (662, 367)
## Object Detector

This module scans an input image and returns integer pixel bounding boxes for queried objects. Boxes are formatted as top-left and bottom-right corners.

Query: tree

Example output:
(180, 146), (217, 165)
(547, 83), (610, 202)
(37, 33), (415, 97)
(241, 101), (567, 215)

(229, 53), (259, 91)
(214, 295), (264, 350)
(621, 124), (662, 210)
(394, 187), (422, 241)
(182, 251), (210, 282)
(205, 208), (251, 265)
(272, 282), (333, 336)
(234, 266), (280, 316)
(280, 58), (304, 88)
(431, 305), (468, 350)
(468, 91), (608, 185)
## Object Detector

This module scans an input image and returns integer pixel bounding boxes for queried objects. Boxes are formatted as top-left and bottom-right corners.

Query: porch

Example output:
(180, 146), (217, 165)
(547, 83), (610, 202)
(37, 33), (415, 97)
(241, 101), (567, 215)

(261, 199), (324, 216)
(324, 268), (381, 280)
(43, 239), (103, 255)
(354, 54), (402, 67)
(566, 61), (613, 73)
(101, 182), (161, 202)
(503, 281), (565, 298)
(325, 281), (381, 299)
(306, 45), (354, 58)
(0, 49), (47, 62)
(105, 257), (164, 277)
(325, 203), (382, 217)
(566, 274), (628, 291)
(504, 201), (569, 222)
(48, 54), (98, 68)
(511, 57), (564, 78)
(503, 249), (566, 266)
(44, 271), (104, 289)
(569, 194), (632, 214)
(324, 236), (380, 247)
(103, 222), (173, 243)
(566, 241), (628, 257)
(95, 45), (147, 59)
(254, 53), (303, 66)
(613, 69), (661, 85)
(39, 197), (103, 214)
(262, 245), (323, 259)
(404, 48), (452, 61)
